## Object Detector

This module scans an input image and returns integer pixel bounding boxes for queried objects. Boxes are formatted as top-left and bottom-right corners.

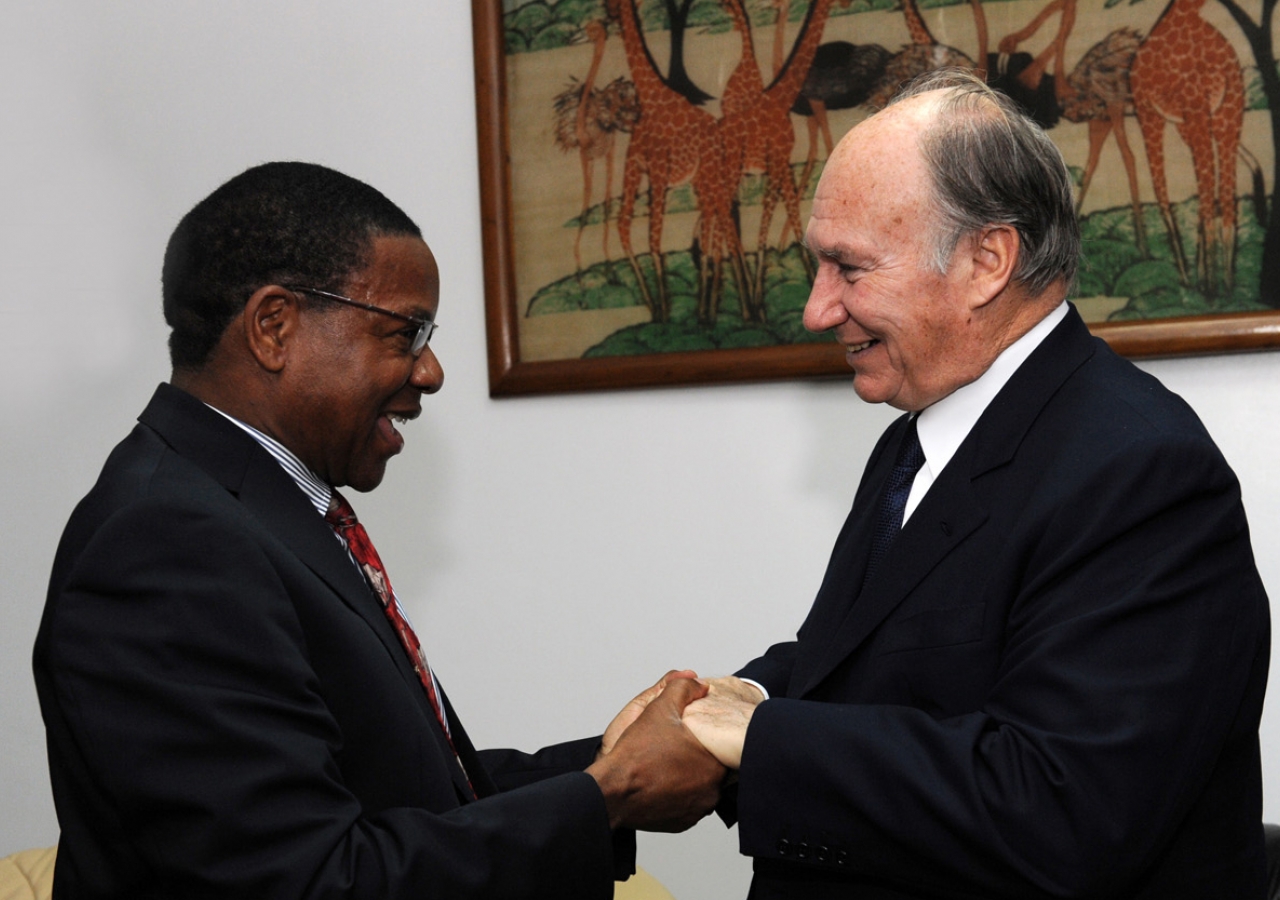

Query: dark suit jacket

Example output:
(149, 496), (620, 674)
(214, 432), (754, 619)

(34, 383), (626, 900)
(734, 307), (1271, 899)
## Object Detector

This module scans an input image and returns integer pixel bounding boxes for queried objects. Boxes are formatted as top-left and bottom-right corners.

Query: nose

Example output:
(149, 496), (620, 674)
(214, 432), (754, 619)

(802, 273), (849, 333)
(411, 345), (444, 394)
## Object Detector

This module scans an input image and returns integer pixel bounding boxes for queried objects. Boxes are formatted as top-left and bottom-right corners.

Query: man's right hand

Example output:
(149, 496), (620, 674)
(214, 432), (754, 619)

(586, 677), (725, 832)
(681, 676), (764, 770)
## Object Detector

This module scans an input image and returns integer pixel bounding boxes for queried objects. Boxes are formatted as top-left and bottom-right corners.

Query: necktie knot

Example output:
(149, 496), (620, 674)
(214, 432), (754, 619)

(325, 492), (358, 531)
(886, 419), (926, 496)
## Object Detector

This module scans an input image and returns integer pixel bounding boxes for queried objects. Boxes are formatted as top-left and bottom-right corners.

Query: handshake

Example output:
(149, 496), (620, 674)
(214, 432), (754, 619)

(585, 672), (764, 833)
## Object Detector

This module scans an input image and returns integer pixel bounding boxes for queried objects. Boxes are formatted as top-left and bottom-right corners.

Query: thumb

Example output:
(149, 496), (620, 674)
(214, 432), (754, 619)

(654, 674), (710, 714)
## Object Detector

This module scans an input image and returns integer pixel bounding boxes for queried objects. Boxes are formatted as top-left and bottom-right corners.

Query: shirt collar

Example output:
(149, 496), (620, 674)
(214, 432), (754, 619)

(915, 301), (1067, 481)
(203, 404), (333, 518)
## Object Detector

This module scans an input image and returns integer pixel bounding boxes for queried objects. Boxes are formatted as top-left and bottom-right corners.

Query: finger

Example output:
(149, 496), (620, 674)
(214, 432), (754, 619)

(633, 670), (689, 706)
(650, 669), (698, 696)
(654, 675), (710, 714)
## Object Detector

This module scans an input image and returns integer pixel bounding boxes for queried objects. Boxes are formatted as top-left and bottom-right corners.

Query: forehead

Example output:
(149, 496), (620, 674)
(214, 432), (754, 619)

(348, 234), (440, 317)
(807, 109), (930, 250)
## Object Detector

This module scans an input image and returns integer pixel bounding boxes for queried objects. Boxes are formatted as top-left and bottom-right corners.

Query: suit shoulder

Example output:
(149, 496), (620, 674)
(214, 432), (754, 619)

(1051, 343), (1221, 456)
(48, 423), (263, 604)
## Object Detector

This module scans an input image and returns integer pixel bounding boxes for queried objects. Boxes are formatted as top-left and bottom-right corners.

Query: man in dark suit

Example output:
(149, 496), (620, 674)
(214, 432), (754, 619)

(34, 161), (724, 899)
(682, 70), (1271, 898)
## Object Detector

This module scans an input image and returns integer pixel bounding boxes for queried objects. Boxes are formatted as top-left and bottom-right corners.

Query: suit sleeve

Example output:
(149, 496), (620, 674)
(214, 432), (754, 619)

(736, 641), (799, 698)
(734, 430), (1270, 898)
(40, 495), (616, 900)
(478, 741), (638, 882)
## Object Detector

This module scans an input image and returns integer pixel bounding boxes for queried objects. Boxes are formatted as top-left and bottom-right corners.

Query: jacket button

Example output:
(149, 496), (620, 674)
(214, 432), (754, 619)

(797, 842), (810, 860)
(816, 845), (830, 863)
(777, 839), (791, 856)
(836, 850), (849, 866)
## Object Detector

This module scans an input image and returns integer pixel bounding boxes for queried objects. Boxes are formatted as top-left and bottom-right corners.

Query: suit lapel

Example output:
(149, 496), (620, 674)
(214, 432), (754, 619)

(788, 421), (898, 695)
(138, 385), (448, 739)
(440, 687), (498, 800)
(792, 306), (1098, 698)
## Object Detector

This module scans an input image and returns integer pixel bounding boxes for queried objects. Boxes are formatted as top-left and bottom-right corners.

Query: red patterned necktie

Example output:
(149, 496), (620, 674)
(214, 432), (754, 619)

(325, 490), (475, 797)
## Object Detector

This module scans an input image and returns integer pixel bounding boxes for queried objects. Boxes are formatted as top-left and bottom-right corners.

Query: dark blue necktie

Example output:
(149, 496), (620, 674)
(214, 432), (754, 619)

(863, 417), (925, 588)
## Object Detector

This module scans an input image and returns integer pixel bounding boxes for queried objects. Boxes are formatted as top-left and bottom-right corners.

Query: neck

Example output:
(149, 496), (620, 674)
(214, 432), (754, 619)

(901, 0), (935, 46)
(171, 364), (277, 439)
(983, 286), (1065, 364)
(618, 0), (672, 100)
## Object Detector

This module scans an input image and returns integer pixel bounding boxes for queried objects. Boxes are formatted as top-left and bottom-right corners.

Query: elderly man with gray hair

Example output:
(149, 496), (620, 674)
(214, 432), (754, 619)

(681, 69), (1271, 899)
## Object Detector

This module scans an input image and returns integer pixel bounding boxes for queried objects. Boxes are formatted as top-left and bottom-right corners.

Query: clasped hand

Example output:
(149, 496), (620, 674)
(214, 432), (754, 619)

(681, 676), (764, 770)
(588, 671), (763, 832)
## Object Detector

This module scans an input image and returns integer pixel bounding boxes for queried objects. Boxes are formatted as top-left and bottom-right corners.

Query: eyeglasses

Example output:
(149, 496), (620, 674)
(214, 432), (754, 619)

(284, 285), (438, 355)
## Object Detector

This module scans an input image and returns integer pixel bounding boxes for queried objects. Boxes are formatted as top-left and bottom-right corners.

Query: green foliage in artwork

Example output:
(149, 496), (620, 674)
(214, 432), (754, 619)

(521, 244), (837, 357)
(1078, 195), (1272, 320)
(526, 258), (651, 314)
(507, 1), (555, 51)
(532, 21), (582, 50)
(640, 0), (725, 31)
(1074, 239), (1144, 297)
(1243, 66), (1274, 112)
(506, 0), (896, 54)
(555, 0), (606, 21)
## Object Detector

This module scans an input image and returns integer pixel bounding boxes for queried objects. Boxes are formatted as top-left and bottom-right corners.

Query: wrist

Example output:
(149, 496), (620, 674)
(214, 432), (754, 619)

(586, 755), (635, 830)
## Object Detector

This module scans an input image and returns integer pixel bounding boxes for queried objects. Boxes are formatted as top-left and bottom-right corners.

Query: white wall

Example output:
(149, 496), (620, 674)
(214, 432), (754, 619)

(0, 3), (1275, 898)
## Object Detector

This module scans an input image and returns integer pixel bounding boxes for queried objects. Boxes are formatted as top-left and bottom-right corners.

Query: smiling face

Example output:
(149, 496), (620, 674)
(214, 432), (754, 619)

(278, 234), (443, 491)
(803, 101), (992, 412)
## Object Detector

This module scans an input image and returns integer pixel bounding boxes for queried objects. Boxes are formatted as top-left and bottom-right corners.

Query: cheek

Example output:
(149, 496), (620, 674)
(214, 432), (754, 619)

(901, 284), (968, 370)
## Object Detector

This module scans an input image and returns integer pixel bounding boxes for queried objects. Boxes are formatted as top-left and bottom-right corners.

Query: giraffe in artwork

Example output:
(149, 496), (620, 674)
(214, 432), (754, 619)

(609, 0), (748, 324)
(718, 0), (848, 314)
(721, 0), (767, 121)
(1129, 0), (1246, 294)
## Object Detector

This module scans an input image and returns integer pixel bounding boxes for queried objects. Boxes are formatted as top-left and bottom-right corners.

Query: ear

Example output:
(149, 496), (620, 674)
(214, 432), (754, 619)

(242, 285), (301, 373)
(968, 225), (1019, 309)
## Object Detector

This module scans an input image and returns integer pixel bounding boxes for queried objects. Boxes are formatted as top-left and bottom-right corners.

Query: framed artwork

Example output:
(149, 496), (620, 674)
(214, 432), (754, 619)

(472, 0), (1280, 396)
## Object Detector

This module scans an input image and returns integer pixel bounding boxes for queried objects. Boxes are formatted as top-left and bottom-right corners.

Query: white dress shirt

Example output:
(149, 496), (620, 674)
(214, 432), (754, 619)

(903, 302), (1067, 524)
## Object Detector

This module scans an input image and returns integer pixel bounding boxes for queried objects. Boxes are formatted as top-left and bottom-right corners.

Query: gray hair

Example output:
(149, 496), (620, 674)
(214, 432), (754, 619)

(888, 69), (1080, 297)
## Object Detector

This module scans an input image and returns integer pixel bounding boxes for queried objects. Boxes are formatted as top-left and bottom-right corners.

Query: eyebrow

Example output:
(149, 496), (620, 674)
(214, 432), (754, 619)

(807, 239), (855, 263)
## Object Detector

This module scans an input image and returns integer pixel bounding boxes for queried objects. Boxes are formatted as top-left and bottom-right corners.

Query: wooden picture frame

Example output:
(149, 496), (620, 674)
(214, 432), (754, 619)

(472, 0), (1280, 397)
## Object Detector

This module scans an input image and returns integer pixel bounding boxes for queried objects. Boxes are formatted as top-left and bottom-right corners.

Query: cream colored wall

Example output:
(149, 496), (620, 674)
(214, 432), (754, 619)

(1, 4), (1275, 898)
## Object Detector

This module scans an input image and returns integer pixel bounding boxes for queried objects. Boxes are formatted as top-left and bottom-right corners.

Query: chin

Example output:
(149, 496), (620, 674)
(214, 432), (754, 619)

(851, 379), (891, 406)
(344, 465), (390, 493)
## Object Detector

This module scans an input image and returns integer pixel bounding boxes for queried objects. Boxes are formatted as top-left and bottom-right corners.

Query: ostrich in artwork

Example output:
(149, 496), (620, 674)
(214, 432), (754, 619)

(1058, 28), (1149, 255)
(553, 19), (641, 275)
(790, 41), (891, 196)
(865, 0), (987, 109)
